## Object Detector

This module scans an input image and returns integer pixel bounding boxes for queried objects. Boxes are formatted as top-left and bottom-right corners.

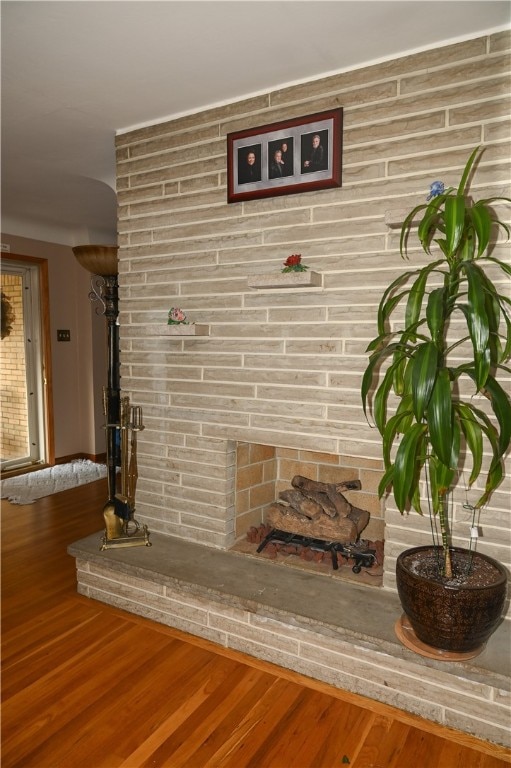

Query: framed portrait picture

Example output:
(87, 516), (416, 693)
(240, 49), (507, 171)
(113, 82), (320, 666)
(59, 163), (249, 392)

(227, 108), (342, 203)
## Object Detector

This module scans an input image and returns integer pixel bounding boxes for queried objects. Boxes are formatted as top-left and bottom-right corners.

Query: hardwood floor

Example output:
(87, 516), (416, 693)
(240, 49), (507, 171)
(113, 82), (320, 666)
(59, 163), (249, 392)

(2, 479), (510, 768)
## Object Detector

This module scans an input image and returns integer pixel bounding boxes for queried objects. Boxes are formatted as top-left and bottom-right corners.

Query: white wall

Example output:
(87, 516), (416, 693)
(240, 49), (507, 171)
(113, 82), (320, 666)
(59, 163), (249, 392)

(0, 233), (108, 459)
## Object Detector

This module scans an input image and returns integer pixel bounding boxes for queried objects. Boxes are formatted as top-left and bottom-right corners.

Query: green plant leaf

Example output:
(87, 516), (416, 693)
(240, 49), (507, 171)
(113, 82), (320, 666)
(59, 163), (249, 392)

(426, 286), (445, 344)
(450, 416), (461, 473)
(404, 260), (443, 331)
(392, 350), (407, 396)
(411, 481), (423, 514)
(378, 464), (395, 498)
(484, 285), (502, 368)
(468, 203), (492, 258)
(451, 391), (500, 458)
(400, 203), (431, 258)
(497, 306), (511, 363)
(444, 195), (466, 256)
(463, 262), (490, 387)
(382, 405), (413, 468)
(429, 416), (460, 506)
(365, 331), (392, 353)
(463, 369), (511, 463)
(396, 391), (414, 430)
(377, 289), (408, 336)
(457, 145), (480, 194)
(405, 271), (428, 331)
(455, 402), (483, 486)
(481, 374), (511, 461)
(427, 367), (452, 467)
(476, 459), (504, 509)
(374, 361), (401, 435)
(486, 255), (511, 277)
(376, 271), (416, 336)
(416, 194), (449, 253)
(411, 341), (438, 421)
(393, 423), (428, 512)
(361, 353), (381, 419)
(361, 343), (405, 419)
(478, 259), (511, 362)
(433, 237), (449, 257)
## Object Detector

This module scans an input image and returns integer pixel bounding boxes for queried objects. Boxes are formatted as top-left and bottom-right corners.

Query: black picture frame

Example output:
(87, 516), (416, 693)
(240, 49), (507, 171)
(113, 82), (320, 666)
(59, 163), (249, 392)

(227, 108), (342, 203)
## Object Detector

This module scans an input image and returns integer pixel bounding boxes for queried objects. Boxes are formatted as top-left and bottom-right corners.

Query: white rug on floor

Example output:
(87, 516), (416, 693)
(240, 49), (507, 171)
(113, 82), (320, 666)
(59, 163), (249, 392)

(1, 459), (107, 505)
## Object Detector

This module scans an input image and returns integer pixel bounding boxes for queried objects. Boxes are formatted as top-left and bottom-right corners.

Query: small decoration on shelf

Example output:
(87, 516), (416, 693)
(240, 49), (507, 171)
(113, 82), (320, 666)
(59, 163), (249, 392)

(281, 254), (309, 273)
(426, 180), (445, 200)
(167, 307), (188, 325)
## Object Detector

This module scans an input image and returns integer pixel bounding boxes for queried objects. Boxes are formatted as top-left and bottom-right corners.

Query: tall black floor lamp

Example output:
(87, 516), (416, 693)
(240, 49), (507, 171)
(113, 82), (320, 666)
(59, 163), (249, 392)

(72, 245), (150, 549)
(72, 245), (119, 502)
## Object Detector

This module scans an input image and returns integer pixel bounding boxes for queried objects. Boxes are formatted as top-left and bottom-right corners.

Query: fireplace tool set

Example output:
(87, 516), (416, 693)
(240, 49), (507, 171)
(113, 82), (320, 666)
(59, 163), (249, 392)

(101, 392), (151, 550)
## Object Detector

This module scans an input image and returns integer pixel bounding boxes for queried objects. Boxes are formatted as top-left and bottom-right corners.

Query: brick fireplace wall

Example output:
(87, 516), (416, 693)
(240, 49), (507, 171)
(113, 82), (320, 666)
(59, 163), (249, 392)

(115, 32), (510, 613)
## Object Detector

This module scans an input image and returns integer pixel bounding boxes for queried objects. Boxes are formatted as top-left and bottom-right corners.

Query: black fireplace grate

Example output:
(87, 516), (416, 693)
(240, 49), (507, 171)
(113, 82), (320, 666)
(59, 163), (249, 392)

(256, 528), (377, 573)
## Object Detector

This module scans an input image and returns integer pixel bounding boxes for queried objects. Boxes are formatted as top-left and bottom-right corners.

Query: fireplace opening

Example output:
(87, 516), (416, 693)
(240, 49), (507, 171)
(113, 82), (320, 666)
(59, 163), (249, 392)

(232, 442), (385, 587)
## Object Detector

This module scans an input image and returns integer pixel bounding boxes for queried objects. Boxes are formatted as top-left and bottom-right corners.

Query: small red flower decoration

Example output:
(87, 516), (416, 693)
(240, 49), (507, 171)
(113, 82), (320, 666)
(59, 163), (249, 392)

(282, 254), (309, 273)
(285, 254), (302, 267)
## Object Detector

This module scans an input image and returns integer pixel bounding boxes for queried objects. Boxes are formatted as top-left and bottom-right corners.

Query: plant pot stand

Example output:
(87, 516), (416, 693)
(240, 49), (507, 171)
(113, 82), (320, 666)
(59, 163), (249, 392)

(394, 614), (484, 661)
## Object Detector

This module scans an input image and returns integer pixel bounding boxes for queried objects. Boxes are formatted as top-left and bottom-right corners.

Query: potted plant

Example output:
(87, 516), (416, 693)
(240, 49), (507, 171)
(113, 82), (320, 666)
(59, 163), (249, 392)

(362, 147), (511, 656)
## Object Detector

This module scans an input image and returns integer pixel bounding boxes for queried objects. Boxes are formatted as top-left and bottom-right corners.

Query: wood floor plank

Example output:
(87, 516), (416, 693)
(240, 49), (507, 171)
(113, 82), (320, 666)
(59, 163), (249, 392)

(92, 650), (244, 767)
(255, 690), (375, 768)
(158, 668), (278, 768)
(2, 479), (510, 768)
(437, 739), (486, 768)
(351, 716), (411, 768)
(2, 604), (122, 681)
(19, 643), (234, 768)
(117, 655), (263, 768)
(2, 623), (175, 765)
(203, 678), (306, 768)
(392, 725), (445, 767)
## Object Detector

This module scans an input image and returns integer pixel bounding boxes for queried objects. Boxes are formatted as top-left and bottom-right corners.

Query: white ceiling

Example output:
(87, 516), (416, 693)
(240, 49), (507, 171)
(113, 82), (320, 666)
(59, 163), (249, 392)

(2, 0), (510, 246)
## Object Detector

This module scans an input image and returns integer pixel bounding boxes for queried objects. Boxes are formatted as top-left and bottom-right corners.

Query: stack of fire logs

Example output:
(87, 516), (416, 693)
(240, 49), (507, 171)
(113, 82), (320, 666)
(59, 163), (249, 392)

(265, 475), (370, 543)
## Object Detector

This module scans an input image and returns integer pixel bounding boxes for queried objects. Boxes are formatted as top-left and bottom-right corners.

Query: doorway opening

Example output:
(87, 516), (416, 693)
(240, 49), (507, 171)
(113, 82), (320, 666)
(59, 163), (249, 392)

(1, 255), (54, 473)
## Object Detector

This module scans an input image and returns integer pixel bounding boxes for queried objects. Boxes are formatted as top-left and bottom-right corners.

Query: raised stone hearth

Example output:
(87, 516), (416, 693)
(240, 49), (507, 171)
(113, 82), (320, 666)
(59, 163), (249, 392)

(69, 531), (511, 748)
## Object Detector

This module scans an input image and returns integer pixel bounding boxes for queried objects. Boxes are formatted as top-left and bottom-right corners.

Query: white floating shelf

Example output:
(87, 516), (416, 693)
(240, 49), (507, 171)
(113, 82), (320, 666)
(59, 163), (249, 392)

(150, 324), (210, 336)
(247, 271), (322, 289)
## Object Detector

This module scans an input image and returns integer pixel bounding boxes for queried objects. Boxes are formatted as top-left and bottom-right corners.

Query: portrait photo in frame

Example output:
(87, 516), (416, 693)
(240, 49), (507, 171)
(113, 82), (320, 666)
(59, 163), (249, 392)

(227, 108), (343, 203)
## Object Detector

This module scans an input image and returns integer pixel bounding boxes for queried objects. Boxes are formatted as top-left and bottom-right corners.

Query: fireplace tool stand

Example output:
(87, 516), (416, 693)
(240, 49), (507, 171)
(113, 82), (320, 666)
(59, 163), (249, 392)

(101, 395), (151, 550)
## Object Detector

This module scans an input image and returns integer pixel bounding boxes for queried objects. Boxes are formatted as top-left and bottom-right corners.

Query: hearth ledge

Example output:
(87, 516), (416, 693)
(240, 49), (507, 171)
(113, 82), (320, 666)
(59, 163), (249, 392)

(68, 530), (509, 685)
